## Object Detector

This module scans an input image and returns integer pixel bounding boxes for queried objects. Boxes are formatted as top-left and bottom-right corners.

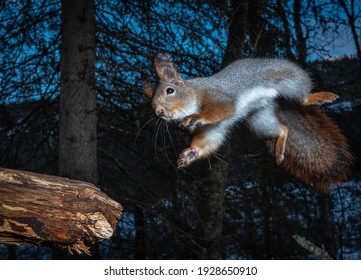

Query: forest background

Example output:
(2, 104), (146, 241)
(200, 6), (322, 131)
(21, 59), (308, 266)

(0, 0), (360, 260)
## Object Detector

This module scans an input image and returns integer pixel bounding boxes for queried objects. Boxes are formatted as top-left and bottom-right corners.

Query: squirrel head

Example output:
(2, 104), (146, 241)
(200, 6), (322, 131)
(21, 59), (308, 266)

(142, 53), (199, 121)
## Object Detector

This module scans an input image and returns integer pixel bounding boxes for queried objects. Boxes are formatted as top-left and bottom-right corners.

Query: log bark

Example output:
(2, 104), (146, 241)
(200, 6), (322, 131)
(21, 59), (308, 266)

(293, 234), (333, 260)
(0, 168), (122, 255)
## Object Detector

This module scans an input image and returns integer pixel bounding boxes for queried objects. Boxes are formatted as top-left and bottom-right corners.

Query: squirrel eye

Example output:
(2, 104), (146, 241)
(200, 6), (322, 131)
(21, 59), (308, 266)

(166, 87), (175, 95)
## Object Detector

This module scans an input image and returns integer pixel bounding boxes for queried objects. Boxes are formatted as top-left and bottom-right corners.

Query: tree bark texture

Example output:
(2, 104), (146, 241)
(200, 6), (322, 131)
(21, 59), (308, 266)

(0, 168), (122, 255)
(59, 0), (98, 183)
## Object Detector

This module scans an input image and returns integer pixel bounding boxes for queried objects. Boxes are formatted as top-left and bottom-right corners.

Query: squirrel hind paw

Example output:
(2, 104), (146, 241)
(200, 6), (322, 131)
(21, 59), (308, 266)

(303, 92), (339, 105)
(275, 124), (288, 165)
(276, 152), (285, 165)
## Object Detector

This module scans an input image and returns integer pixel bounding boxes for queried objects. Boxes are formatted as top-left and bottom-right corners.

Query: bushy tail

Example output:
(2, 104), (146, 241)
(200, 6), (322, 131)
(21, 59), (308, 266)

(267, 104), (352, 192)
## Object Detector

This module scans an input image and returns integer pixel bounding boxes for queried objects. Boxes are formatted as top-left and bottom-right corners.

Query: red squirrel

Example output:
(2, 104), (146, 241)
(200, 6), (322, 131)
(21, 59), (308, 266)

(142, 53), (352, 192)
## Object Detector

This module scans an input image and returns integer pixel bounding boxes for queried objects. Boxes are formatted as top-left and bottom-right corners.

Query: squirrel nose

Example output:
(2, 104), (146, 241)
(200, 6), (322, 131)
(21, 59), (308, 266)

(156, 109), (164, 117)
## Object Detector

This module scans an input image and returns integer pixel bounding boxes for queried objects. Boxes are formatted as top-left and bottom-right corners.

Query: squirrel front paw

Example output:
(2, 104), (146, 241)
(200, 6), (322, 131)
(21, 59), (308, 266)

(177, 147), (198, 168)
(179, 114), (205, 129)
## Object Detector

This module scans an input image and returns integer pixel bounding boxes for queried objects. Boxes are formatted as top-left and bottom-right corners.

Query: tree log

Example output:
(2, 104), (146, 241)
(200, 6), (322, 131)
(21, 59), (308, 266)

(0, 167), (122, 254)
(292, 234), (333, 260)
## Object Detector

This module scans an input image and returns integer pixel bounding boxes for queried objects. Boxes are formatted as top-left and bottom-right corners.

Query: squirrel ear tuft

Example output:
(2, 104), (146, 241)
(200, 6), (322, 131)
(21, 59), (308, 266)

(154, 53), (184, 85)
(142, 77), (154, 99)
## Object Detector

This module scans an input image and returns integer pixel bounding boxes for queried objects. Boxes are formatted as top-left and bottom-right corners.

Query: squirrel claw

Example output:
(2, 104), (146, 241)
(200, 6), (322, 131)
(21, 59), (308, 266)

(177, 147), (198, 168)
(276, 153), (284, 165)
(179, 123), (187, 130)
(180, 115), (204, 129)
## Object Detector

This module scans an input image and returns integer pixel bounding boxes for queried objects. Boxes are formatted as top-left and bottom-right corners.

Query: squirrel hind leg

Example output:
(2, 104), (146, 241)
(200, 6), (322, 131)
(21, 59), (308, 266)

(303, 92), (338, 105)
(275, 124), (289, 165)
(247, 106), (287, 164)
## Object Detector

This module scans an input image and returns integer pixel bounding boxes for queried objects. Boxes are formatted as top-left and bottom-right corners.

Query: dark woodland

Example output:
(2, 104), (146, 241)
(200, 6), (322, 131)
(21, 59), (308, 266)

(0, 0), (361, 260)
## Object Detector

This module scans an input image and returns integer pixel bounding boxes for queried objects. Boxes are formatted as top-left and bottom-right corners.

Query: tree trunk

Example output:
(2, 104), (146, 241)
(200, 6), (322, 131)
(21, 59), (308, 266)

(135, 206), (146, 259)
(317, 194), (336, 259)
(0, 167), (122, 255)
(222, 0), (249, 67)
(293, 0), (307, 65)
(196, 0), (249, 260)
(261, 185), (272, 259)
(197, 160), (228, 259)
(59, 0), (97, 184)
(276, 0), (295, 60)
